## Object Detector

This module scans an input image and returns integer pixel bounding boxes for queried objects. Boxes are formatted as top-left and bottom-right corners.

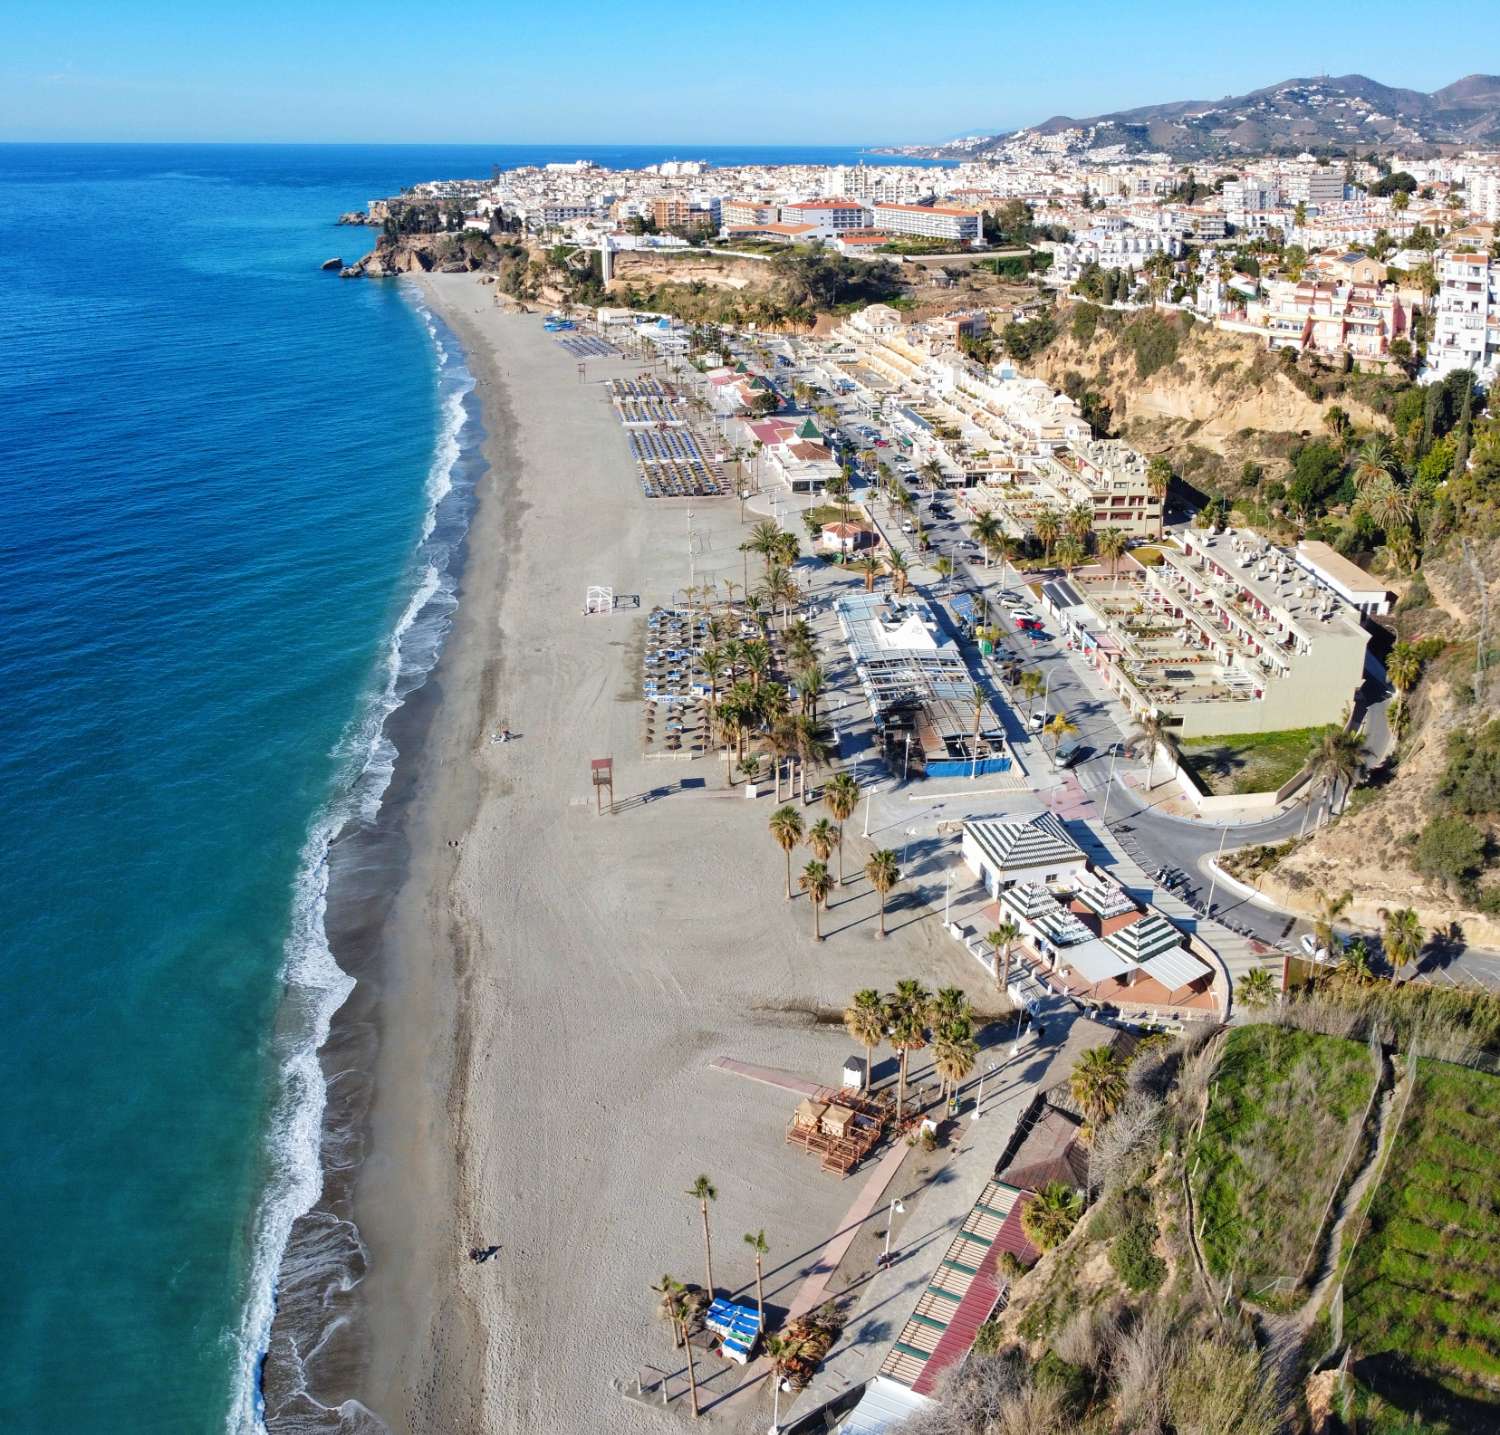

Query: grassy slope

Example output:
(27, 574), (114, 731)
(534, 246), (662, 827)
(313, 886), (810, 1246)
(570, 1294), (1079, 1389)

(1177, 726), (1324, 796)
(1345, 1059), (1500, 1430)
(1192, 1025), (1375, 1300)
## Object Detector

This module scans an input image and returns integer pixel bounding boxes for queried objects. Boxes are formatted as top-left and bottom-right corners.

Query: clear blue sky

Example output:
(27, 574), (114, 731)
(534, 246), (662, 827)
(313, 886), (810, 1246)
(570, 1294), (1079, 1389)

(3, 1), (1497, 145)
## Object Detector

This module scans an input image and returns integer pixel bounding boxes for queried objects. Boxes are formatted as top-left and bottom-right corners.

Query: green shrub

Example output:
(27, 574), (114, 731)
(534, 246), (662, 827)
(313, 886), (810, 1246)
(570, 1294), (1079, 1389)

(1413, 815), (1488, 889)
(1123, 310), (1181, 379)
(1071, 302), (1101, 345)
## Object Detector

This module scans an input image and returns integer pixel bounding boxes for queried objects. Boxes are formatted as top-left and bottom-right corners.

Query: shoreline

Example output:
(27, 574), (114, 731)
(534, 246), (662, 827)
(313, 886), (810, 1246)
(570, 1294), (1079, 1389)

(259, 288), (493, 1434)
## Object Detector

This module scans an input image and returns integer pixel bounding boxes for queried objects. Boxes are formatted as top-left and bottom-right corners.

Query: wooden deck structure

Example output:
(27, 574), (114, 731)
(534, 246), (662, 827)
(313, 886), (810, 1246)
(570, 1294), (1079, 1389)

(785, 1086), (888, 1175)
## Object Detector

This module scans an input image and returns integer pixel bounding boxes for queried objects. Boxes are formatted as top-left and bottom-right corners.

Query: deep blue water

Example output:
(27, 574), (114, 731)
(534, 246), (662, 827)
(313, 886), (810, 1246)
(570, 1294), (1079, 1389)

(0, 142), (943, 1434)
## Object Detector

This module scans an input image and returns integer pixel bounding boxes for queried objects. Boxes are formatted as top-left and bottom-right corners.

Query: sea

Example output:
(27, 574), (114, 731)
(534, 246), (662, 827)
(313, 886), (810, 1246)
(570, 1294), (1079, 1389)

(0, 143), (952, 1433)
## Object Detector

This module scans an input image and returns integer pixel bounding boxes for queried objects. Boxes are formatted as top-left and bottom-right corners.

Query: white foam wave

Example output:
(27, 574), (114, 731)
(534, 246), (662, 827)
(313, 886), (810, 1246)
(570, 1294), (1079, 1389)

(226, 297), (479, 1433)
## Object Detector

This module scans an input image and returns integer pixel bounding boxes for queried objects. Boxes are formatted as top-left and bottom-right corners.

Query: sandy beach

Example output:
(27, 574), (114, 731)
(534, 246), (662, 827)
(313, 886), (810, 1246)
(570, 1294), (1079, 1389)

(351, 274), (994, 1435)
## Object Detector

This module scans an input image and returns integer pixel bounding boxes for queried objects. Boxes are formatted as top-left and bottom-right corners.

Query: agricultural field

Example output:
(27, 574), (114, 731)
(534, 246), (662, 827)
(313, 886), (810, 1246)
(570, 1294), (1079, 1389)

(1191, 1025), (1377, 1303)
(1345, 1059), (1500, 1431)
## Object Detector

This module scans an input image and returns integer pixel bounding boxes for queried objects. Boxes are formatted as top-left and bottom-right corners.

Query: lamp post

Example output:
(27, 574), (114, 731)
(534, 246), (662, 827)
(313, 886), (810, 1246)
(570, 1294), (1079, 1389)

(1205, 824), (1229, 917)
(862, 784), (875, 839)
(880, 1198), (906, 1266)
(1099, 742), (1121, 825)
(1011, 1005), (1027, 1056)
(970, 1060), (997, 1122)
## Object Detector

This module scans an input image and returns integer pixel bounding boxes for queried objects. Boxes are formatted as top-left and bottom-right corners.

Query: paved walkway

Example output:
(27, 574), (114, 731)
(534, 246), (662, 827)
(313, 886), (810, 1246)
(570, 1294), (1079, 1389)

(709, 1057), (824, 1098)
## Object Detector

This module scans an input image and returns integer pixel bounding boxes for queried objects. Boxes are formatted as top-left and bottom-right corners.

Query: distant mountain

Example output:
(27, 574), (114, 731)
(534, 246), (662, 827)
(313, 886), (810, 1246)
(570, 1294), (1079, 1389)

(903, 74), (1500, 160)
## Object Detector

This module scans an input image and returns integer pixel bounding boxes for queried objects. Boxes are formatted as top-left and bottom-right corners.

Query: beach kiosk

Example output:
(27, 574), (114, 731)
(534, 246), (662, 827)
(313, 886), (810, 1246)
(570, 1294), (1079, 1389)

(841, 1055), (867, 1091)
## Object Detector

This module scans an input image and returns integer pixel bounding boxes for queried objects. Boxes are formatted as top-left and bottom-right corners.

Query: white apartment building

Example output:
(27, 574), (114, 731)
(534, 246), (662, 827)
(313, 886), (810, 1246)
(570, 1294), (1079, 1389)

(1284, 167), (1347, 208)
(871, 203), (981, 244)
(779, 198), (870, 232)
(1062, 529), (1370, 739)
(1429, 251), (1500, 384)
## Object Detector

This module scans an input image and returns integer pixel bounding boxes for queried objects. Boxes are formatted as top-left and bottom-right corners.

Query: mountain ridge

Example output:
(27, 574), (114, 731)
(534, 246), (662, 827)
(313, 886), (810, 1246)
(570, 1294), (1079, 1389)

(895, 73), (1500, 160)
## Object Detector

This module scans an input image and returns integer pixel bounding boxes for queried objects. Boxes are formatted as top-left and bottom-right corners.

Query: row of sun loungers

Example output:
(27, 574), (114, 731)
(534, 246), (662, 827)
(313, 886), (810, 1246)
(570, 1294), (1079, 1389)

(556, 334), (616, 358)
(614, 399), (685, 425)
(606, 377), (677, 400)
(704, 1299), (763, 1364)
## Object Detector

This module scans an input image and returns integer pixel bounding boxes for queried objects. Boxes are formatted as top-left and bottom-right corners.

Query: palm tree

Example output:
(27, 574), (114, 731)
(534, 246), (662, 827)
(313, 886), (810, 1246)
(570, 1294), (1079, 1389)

(1237, 967), (1277, 1011)
(797, 663), (825, 719)
(1381, 905), (1424, 970)
(1019, 669), (1045, 718)
(652, 1272), (687, 1348)
(843, 989), (887, 1092)
(743, 1230), (769, 1330)
(932, 1020), (978, 1104)
(1146, 456), (1171, 532)
(741, 638), (771, 690)
(1043, 710), (1079, 755)
(1129, 712), (1177, 789)
(865, 849), (899, 938)
(887, 979), (932, 1120)
(1314, 889), (1353, 958)
(1021, 1181), (1083, 1251)
(987, 919), (1022, 995)
(1054, 533), (1086, 576)
(1311, 724), (1368, 822)
(790, 713), (830, 803)
(764, 1332), (800, 1430)
(823, 773), (859, 886)
(933, 554), (955, 593)
(1064, 501), (1093, 545)
(856, 553), (883, 592)
(1352, 436), (1393, 491)
(745, 520), (785, 579)
(1033, 506), (1062, 564)
(687, 1174), (717, 1297)
(807, 817), (836, 872)
(701, 647), (726, 709)
(972, 512), (1003, 567)
(884, 550), (910, 596)
(928, 985), (973, 1029)
(1096, 525), (1127, 581)
(800, 859), (832, 939)
(1387, 641), (1421, 697)
(769, 805), (804, 899)
(1069, 1045), (1127, 1128)
(969, 684), (989, 773)
(675, 1280), (701, 1418)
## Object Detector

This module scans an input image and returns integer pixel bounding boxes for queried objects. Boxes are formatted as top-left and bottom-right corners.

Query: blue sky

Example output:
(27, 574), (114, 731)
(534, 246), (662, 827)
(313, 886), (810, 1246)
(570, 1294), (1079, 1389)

(3, 1), (1497, 144)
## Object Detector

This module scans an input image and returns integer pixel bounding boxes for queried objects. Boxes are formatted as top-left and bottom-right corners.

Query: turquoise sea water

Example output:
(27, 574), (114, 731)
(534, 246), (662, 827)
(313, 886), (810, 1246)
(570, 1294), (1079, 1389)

(0, 142), (937, 1433)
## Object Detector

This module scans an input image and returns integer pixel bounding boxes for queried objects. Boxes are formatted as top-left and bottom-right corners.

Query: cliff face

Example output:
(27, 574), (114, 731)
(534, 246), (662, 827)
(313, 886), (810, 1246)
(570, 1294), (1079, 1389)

(1017, 304), (1395, 497)
(341, 231), (507, 279)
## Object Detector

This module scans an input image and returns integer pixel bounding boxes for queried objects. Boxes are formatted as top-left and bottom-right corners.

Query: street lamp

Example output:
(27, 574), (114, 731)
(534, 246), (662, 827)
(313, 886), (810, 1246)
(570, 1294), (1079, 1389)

(1099, 742), (1121, 824)
(970, 1060), (998, 1122)
(1205, 824), (1229, 916)
(1011, 1005), (1027, 1056)
(880, 1198), (906, 1266)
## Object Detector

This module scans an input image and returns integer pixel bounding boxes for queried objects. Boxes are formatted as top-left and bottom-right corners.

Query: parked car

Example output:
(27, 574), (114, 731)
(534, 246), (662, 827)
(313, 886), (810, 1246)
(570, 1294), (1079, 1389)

(1299, 932), (1339, 964)
(1029, 711), (1048, 733)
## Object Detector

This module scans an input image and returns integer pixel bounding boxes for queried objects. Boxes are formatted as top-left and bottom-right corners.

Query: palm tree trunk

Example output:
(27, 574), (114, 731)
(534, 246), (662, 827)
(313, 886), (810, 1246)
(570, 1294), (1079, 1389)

(754, 1257), (764, 1328)
(700, 1203), (714, 1295)
(879, 890), (887, 937)
(684, 1331), (700, 1417)
(896, 1049), (907, 1120)
(836, 830), (844, 887)
(863, 1040), (873, 1092)
(812, 899), (821, 941)
(784, 848), (792, 900)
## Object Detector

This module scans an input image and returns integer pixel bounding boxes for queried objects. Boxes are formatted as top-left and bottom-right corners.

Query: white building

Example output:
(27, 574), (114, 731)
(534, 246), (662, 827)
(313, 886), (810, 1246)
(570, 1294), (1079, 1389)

(871, 203), (981, 244)
(962, 812), (1088, 897)
(1429, 251), (1500, 385)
